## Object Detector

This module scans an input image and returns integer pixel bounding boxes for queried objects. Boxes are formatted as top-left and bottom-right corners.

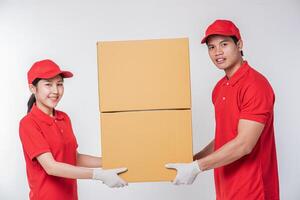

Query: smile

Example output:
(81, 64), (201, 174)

(216, 58), (225, 64)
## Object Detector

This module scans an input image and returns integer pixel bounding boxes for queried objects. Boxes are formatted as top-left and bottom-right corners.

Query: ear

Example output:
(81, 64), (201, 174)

(29, 84), (36, 94)
(237, 40), (243, 51)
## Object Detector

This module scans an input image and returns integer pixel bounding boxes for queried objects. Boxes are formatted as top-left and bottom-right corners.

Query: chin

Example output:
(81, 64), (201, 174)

(46, 102), (58, 109)
(216, 65), (228, 70)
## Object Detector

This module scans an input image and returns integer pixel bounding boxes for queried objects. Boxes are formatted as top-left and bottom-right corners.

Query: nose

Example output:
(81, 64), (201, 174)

(215, 45), (223, 56)
(52, 85), (58, 94)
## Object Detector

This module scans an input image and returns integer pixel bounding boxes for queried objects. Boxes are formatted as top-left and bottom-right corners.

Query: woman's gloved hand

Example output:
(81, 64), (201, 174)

(92, 167), (128, 188)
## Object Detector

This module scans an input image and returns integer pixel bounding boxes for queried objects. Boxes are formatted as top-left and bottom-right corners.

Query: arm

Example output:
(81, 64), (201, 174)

(37, 152), (93, 179)
(36, 152), (127, 187)
(197, 119), (264, 171)
(193, 139), (215, 160)
(166, 119), (264, 185)
(76, 152), (102, 168)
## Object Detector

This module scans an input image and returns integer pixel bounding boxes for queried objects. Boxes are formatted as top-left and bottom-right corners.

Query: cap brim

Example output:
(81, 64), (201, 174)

(60, 71), (73, 78)
(201, 36), (209, 44)
(201, 32), (237, 44)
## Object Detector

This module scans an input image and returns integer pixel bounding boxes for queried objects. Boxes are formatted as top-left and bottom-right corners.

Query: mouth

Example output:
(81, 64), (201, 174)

(49, 96), (59, 101)
(216, 58), (226, 64)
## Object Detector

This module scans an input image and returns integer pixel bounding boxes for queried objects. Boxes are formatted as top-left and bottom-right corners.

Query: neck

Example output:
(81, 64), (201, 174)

(36, 101), (54, 117)
(225, 58), (244, 79)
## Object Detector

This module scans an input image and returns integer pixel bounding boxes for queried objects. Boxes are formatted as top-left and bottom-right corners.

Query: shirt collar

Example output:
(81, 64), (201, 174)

(30, 104), (64, 125)
(222, 61), (250, 86)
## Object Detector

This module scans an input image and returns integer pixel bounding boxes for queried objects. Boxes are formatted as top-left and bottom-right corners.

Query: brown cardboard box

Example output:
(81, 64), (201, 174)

(100, 110), (193, 182)
(97, 38), (191, 112)
(97, 38), (193, 182)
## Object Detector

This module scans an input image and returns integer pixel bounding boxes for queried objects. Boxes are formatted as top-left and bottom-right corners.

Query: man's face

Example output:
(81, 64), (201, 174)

(206, 35), (243, 75)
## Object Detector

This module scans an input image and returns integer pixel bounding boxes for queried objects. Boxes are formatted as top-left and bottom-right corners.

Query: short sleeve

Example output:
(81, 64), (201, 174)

(19, 118), (50, 160)
(239, 81), (274, 124)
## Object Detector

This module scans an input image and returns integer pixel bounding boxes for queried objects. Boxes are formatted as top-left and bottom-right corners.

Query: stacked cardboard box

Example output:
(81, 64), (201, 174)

(97, 38), (193, 182)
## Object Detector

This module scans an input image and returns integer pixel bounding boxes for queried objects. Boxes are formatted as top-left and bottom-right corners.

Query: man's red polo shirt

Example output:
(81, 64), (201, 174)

(212, 61), (279, 200)
(19, 104), (78, 200)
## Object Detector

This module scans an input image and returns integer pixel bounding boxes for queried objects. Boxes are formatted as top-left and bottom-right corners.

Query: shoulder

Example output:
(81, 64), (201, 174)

(55, 109), (72, 123)
(19, 113), (39, 129)
(19, 113), (42, 140)
(239, 65), (275, 105)
(242, 66), (274, 93)
(55, 109), (68, 118)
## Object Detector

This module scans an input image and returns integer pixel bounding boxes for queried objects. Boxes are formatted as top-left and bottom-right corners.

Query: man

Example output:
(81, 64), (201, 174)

(166, 19), (279, 200)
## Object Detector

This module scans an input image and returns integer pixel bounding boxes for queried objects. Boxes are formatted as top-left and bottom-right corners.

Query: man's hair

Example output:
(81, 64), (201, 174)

(230, 36), (244, 56)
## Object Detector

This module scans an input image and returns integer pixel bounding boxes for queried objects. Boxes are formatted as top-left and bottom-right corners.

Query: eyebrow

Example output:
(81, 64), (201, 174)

(207, 39), (230, 46)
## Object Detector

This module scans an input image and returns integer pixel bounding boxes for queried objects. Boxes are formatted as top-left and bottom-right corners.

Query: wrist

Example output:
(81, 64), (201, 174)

(193, 160), (203, 173)
(92, 168), (104, 180)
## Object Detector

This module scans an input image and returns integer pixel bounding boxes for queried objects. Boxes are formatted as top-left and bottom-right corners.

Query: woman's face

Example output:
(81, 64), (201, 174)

(30, 75), (64, 115)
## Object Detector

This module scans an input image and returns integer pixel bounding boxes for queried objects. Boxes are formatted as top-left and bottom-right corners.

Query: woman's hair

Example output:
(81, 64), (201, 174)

(27, 78), (41, 113)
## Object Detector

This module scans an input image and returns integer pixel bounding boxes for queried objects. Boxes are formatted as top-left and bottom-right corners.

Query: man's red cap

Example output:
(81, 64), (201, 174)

(201, 19), (241, 44)
(27, 59), (73, 84)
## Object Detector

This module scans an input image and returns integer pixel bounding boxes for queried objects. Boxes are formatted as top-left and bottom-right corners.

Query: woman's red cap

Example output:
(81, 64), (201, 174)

(27, 59), (73, 84)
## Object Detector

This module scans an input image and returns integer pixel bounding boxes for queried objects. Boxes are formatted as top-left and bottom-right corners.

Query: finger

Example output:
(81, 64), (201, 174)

(165, 163), (179, 169)
(119, 177), (128, 186)
(187, 177), (196, 185)
(115, 183), (122, 188)
(173, 178), (181, 185)
(117, 181), (127, 188)
(113, 167), (128, 174)
(111, 182), (122, 188)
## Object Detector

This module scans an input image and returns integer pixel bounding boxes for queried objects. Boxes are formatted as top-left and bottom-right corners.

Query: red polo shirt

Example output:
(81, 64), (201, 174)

(19, 104), (78, 200)
(212, 61), (279, 200)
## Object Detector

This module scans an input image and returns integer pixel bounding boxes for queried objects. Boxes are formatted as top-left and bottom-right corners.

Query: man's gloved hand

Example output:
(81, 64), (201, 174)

(165, 161), (202, 185)
(92, 167), (128, 188)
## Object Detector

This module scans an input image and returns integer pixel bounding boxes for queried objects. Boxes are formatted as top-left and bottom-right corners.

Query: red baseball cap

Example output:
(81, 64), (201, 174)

(201, 19), (241, 44)
(27, 59), (73, 84)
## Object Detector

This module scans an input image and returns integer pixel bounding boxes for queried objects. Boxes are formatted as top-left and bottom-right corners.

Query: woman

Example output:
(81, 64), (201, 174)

(19, 59), (127, 200)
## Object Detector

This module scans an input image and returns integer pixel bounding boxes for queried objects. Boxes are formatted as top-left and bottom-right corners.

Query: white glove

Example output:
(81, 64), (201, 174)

(165, 161), (202, 185)
(92, 167), (128, 188)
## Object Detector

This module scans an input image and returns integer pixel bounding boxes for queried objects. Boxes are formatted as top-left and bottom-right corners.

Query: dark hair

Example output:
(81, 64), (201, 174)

(230, 36), (244, 56)
(27, 78), (41, 113)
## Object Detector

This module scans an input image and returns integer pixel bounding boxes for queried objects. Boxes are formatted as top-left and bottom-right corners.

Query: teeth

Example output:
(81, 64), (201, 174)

(216, 58), (225, 62)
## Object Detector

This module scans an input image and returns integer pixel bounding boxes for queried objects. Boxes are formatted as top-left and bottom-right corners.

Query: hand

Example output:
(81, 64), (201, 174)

(92, 167), (128, 188)
(165, 161), (202, 185)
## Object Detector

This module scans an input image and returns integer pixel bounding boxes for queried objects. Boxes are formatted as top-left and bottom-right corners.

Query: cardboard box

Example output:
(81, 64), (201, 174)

(97, 38), (193, 182)
(100, 110), (193, 182)
(97, 38), (191, 112)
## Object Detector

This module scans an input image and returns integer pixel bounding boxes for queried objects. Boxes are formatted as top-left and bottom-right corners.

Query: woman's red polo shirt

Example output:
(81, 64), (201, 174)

(212, 61), (279, 200)
(19, 104), (78, 200)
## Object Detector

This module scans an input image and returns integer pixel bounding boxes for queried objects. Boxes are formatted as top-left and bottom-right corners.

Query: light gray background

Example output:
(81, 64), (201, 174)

(0, 0), (299, 199)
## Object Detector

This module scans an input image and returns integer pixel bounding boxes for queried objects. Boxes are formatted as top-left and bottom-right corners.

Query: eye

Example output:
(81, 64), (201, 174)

(57, 83), (64, 86)
(221, 42), (228, 47)
(208, 45), (214, 50)
(45, 83), (51, 86)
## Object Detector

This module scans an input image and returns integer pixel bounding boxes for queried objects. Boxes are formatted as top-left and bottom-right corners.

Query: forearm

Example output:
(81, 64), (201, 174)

(193, 139), (215, 160)
(76, 153), (102, 168)
(47, 161), (93, 179)
(197, 119), (264, 171)
(37, 152), (127, 188)
(197, 137), (249, 171)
